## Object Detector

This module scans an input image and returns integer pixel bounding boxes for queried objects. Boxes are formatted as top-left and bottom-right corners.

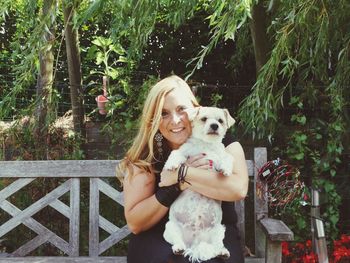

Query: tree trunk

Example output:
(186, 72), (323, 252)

(63, 0), (85, 137)
(249, 1), (271, 74)
(35, 0), (56, 159)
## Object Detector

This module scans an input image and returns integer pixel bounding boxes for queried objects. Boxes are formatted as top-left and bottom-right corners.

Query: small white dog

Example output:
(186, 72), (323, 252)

(163, 106), (235, 262)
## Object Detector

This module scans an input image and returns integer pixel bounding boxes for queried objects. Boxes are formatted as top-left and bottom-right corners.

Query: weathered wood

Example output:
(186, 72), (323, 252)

(0, 160), (120, 178)
(89, 178), (100, 257)
(0, 200), (71, 255)
(0, 147), (294, 262)
(93, 178), (131, 255)
(70, 178), (80, 256)
(0, 257), (127, 263)
(0, 180), (71, 237)
(50, 199), (70, 218)
(97, 179), (124, 206)
(0, 178), (34, 203)
(254, 147), (268, 258)
(265, 240), (282, 263)
(0, 159), (251, 178)
(235, 199), (245, 254)
(12, 232), (53, 257)
(259, 218), (294, 241)
(246, 160), (254, 177)
(99, 215), (120, 235)
(244, 258), (265, 263)
(99, 225), (130, 255)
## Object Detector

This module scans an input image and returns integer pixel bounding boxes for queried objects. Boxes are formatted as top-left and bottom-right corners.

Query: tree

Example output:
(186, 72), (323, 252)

(34, 0), (57, 158)
(63, 0), (85, 136)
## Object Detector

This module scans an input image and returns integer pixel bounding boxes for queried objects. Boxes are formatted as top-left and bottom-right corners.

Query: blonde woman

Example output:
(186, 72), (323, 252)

(118, 75), (248, 263)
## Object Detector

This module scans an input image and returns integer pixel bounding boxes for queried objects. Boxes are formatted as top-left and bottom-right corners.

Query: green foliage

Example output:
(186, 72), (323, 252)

(86, 36), (129, 81)
(270, 92), (346, 240)
(186, 0), (257, 78)
(103, 76), (159, 156)
(235, 0), (349, 240)
(0, 0), (59, 118)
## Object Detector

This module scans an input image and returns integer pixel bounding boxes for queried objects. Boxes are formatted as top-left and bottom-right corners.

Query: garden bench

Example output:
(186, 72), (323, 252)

(0, 147), (293, 263)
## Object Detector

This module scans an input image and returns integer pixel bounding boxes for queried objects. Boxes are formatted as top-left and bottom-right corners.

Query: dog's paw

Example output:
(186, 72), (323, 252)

(217, 248), (230, 259)
(172, 244), (185, 255)
(163, 162), (177, 171)
(216, 168), (231, 176)
(215, 162), (232, 176)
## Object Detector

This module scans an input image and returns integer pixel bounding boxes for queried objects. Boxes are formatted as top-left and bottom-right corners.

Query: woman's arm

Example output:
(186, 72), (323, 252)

(160, 141), (248, 202)
(123, 166), (169, 234)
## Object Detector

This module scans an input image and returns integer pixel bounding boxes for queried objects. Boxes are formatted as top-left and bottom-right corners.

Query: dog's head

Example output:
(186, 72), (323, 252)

(185, 106), (235, 143)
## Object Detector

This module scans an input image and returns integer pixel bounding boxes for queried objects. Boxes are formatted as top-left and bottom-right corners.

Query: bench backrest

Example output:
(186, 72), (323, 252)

(0, 147), (267, 257)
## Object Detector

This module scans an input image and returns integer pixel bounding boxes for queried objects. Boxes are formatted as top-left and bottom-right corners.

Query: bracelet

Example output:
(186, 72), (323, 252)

(177, 164), (191, 185)
(155, 184), (181, 207)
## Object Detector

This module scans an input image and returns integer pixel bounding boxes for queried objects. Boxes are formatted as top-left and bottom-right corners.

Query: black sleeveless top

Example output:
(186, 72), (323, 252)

(127, 137), (244, 263)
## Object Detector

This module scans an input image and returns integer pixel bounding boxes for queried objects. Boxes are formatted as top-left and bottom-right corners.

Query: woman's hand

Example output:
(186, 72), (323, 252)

(159, 169), (178, 187)
(159, 153), (213, 188)
(186, 153), (214, 170)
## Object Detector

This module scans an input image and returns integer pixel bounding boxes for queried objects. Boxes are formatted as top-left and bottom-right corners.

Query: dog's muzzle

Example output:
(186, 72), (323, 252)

(207, 123), (219, 135)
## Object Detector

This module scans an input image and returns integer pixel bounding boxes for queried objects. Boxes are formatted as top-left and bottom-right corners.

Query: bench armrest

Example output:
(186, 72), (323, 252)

(259, 217), (294, 242)
(257, 217), (294, 263)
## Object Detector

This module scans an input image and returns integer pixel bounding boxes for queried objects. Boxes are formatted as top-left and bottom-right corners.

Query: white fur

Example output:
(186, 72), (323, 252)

(163, 106), (235, 262)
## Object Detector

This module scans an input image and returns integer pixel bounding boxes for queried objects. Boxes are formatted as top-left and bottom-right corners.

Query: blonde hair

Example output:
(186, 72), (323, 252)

(117, 75), (199, 182)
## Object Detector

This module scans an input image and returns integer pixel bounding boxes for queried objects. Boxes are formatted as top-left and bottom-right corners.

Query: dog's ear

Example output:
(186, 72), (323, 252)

(184, 107), (200, 121)
(223, 109), (235, 128)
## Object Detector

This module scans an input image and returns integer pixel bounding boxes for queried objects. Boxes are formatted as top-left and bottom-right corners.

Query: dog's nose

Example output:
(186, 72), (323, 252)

(210, 123), (219, 131)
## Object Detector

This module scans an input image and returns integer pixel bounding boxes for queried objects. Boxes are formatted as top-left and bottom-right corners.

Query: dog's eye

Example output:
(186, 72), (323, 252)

(201, 117), (207, 122)
(178, 106), (186, 112)
(218, 119), (223, 124)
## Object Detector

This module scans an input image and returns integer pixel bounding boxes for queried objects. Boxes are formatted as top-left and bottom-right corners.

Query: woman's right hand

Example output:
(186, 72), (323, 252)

(186, 153), (214, 170)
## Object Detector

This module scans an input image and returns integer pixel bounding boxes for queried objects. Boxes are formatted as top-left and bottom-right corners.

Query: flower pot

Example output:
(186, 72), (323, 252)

(95, 95), (108, 115)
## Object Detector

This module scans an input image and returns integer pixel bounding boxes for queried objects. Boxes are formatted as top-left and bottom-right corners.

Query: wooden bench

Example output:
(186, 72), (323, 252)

(0, 147), (293, 262)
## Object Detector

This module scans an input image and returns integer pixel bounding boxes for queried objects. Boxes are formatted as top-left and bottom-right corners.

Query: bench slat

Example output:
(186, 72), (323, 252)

(0, 257), (127, 263)
(0, 160), (255, 178)
(0, 160), (120, 178)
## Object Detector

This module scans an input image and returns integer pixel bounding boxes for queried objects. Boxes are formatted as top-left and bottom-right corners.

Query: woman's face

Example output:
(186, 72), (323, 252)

(159, 88), (194, 149)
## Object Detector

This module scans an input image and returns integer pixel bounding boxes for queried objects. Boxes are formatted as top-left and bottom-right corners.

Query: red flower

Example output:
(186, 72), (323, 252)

(282, 241), (291, 256)
(340, 235), (350, 244)
(302, 252), (318, 263)
(333, 246), (350, 262)
(306, 240), (312, 248)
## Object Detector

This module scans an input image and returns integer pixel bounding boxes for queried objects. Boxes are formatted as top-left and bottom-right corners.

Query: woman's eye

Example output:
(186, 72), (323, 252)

(161, 111), (169, 117)
(201, 117), (207, 122)
(178, 106), (186, 112)
(218, 119), (223, 124)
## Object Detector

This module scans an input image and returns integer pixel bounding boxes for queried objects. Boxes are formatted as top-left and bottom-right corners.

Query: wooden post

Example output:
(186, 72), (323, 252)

(311, 188), (329, 263)
(254, 147), (268, 258)
(265, 240), (282, 263)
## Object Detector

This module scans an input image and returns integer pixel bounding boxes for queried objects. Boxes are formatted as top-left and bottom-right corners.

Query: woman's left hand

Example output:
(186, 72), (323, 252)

(159, 169), (178, 187)
(159, 153), (214, 188)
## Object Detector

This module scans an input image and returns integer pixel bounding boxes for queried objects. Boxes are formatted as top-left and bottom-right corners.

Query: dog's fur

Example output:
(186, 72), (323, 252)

(163, 106), (235, 262)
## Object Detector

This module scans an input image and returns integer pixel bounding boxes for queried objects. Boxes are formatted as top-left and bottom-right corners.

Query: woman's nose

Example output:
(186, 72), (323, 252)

(171, 113), (182, 124)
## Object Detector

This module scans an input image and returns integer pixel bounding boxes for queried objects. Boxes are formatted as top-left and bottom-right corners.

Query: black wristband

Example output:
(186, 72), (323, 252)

(155, 184), (181, 207)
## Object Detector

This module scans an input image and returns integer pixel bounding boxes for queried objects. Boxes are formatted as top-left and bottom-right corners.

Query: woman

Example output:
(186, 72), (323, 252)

(118, 75), (248, 263)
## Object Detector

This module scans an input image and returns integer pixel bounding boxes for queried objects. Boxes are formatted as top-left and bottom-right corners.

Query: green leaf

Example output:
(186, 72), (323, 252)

(294, 152), (304, 160)
(330, 169), (336, 177)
